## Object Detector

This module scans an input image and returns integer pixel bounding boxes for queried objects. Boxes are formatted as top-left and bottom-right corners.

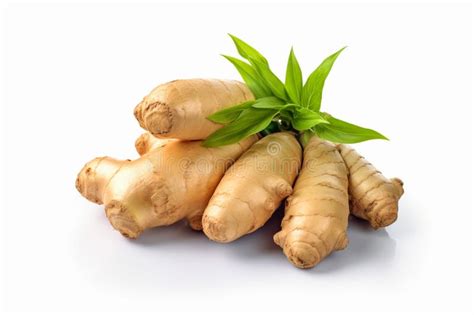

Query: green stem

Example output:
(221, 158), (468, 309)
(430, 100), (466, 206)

(298, 130), (315, 148)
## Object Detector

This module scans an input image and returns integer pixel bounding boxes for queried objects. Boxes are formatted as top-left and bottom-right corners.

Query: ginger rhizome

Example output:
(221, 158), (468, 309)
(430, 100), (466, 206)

(76, 134), (257, 238)
(134, 132), (175, 156)
(202, 132), (302, 243)
(134, 79), (254, 140)
(77, 32), (405, 271)
(274, 136), (350, 269)
(337, 144), (404, 229)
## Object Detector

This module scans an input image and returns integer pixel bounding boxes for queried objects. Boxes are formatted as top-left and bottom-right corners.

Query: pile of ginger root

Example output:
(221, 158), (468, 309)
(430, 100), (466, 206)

(76, 79), (404, 269)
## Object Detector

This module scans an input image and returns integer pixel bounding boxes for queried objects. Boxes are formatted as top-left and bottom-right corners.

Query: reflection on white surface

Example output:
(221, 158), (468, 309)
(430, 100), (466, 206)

(118, 206), (397, 277)
(317, 218), (397, 273)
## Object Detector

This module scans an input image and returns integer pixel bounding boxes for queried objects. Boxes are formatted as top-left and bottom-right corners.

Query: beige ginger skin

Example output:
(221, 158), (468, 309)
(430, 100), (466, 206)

(337, 144), (404, 229)
(76, 133), (257, 238)
(134, 79), (254, 140)
(274, 136), (350, 269)
(134, 132), (175, 156)
(202, 132), (302, 243)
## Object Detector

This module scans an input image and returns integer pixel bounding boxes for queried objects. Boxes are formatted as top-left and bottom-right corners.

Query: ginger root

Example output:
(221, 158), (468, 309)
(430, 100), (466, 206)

(134, 132), (174, 156)
(337, 144), (404, 229)
(202, 132), (302, 242)
(274, 136), (349, 269)
(134, 79), (254, 140)
(76, 134), (257, 238)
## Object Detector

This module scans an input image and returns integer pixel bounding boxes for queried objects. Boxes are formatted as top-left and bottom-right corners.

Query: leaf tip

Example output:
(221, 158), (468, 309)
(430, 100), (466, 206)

(228, 33), (240, 43)
(201, 138), (216, 148)
(206, 114), (217, 123)
(372, 129), (389, 141)
(337, 46), (348, 54)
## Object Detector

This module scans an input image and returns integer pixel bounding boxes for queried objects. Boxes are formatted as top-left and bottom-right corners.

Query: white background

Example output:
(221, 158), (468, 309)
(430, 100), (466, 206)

(1, 1), (473, 314)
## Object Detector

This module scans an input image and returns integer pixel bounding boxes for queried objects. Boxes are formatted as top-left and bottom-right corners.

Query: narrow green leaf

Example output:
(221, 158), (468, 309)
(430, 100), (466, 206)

(228, 34), (268, 65)
(291, 107), (329, 131)
(285, 48), (303, 104)
(203, 107), (278, 147)
(249, 57), (288, 101)
(301, 46), (346, 111)
(222, 55), (272, 98)
(314, 114), (388, 143)
(207, 100), (255, 124)
(250, 96), (285, 109)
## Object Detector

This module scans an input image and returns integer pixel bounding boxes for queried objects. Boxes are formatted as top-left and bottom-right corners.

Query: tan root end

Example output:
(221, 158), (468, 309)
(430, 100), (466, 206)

(370, 202), (399, 229)
(135, 133), (152, 156)
(135, 101), (173, 137)
(187, 214), (204, 231)
(273, 231), (284, 248)
(368, 179), (405, 229)
(280, 228), (334, 269)
(133, 101), (145, 129)
(335, 232), (349, 250)
(135, 133), (176, 156)
(275, 181), (293, 198)
(284, 242), (321, 269)
(105, 200), (143, 239)
(391, 177), (405, 197)
(202, 213), (238, 243)
(76, 157), (121, 205)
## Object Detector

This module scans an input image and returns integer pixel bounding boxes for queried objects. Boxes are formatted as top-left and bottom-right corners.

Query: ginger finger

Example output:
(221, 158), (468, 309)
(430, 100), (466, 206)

(134, 79), (254, 140)
(274, 136), (350, 269)
(203, 132), (302, 243)
(337, 144), (404, 229)
(134, 132), (175, 156)
(76, 135), (257, 238)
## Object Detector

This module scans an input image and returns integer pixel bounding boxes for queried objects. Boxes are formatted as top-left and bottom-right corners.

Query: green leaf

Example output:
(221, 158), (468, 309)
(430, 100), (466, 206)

(207, 100), (255, 124)
(285, 48), (303, 104)
(222, 55), (272, 98)
(249, 57), (288, 101)
(250, 96), (286, 109)
(227, 35), (287, 100)
(228, 34), (268, 65)
(314, 114), (388, 143)
(203, 107), (278, 147)
(291, 107), (329, 131)
(301, 46), (346, 111)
